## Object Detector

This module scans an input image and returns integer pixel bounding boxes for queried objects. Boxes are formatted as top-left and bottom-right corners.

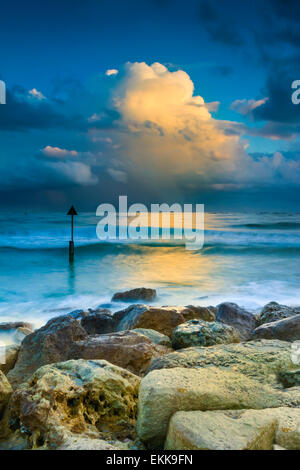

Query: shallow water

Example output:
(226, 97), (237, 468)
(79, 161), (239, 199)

(0, 211), (299, 329)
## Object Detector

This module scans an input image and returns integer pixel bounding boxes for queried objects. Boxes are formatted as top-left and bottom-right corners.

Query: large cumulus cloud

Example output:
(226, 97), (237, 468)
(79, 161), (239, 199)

(97, 62), (300, 195)
(1, 61), (300, 204)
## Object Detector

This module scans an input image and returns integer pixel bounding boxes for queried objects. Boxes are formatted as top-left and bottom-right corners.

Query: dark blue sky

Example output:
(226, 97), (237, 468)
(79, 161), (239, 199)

(0, 0), (300, 210)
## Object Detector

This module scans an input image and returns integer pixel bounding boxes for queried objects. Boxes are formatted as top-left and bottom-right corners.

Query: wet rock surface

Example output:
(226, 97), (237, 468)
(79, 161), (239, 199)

(251, 314), (300, 341)
(7, 309), (116, 386)
(114, 304), (214, 337)
(68, 330), (172, 376)
(216, 302), (257, 341)
(2, 301), (300, 451)
(171, 319), (240, 349)
(257, 302), (300, 326)
(112, 288), (157, 302)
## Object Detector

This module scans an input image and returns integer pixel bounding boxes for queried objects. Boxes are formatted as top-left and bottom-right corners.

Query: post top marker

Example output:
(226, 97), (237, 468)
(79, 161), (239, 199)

(67, 206), (78, 216)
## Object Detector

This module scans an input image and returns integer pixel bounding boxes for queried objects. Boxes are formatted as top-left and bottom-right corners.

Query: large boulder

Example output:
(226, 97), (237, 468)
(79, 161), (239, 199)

(68, 331), (172, 376)
(140, 340), (300, 447)
(147, 340), (296, 388)
(171, 319), (240, 349)
(0, 371), (12, 415)
(4, 359), (140, 449)
(257, 302), (300, 326)
(165, 410), (277, 450)
(251, 315), (300, 342)
(7, 309), (115, 387)
(114, 305), (186, 336)
(165, 407), (300, 450)
(216, 302), (257, 340)
(114, 304), (214, 337)
(136, 367), (299, 448)
(112, 288), (157, 302)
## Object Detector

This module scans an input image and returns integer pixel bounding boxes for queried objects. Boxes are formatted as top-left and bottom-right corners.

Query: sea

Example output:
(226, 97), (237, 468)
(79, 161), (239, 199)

(0, 210), (299, 332)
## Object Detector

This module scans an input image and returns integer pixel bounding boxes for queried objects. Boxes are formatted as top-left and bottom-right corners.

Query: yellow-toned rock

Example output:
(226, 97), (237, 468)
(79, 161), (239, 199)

(136, 367), (300, 448)
(0, 370), (12, 414)
(165, 408), (300, 450)
(4, 359), (140, 449)
(165, 410), (277, 450)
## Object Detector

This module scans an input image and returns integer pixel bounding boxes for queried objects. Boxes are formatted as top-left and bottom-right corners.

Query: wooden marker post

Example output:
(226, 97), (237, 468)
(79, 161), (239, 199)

(67, 205), (78, 262)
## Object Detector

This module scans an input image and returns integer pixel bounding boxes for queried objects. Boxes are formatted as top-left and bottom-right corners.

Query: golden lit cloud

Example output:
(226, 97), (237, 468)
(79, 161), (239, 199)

(95, 62), (300, 194)
(101, 62), (248, 191)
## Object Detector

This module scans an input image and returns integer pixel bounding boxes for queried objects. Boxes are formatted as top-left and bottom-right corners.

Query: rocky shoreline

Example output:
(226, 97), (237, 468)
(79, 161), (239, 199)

(1, 288), (300, 450)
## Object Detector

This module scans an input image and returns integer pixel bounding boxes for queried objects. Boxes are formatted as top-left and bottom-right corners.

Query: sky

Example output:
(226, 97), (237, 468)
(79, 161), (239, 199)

(0, 0), (300, 211)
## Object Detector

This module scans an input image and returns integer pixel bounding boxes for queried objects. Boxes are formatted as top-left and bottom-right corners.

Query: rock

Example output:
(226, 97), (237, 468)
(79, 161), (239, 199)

(0, 345), (19, 375)
(258, 302), (300, 326)
(244, 408), (300, 451)
(7, 313), (88, 387)
(132, 329), (172, 348)
(5, 359), (140, 449)
(7, 309), (115, 387)
(165, 407), (300, 450)
(112, 288), (157, 302)
(171, 319), (240, 349)
(56, 434), (121, 450)
(136, 367), (299, 448)
(0, 432), (28, 450)
(0, 322), (33, 332)
(269, 408), (300, 450)
(68, 331), (171, 376)
(80, 309), (117, 335)
(216, 302), (257, 341)
(165, 410), (277, 450)
(180, 306), (216, 322)
(115, 305), (186, 337)
(147, 340), (296, 388)
(251, 315), (300, 342)
(114, 304), (217, 338)
(0, 370), (12, 415)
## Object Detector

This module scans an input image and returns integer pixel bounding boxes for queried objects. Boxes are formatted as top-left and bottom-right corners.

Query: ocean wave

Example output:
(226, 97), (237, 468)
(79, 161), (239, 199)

(0, 227), (300, 251)
(204, 229), (300, 247)
(231, 222), (300, 230)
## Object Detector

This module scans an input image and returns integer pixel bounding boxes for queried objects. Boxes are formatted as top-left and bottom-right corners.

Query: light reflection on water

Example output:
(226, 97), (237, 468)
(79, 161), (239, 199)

(0, 211), (299, 328)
